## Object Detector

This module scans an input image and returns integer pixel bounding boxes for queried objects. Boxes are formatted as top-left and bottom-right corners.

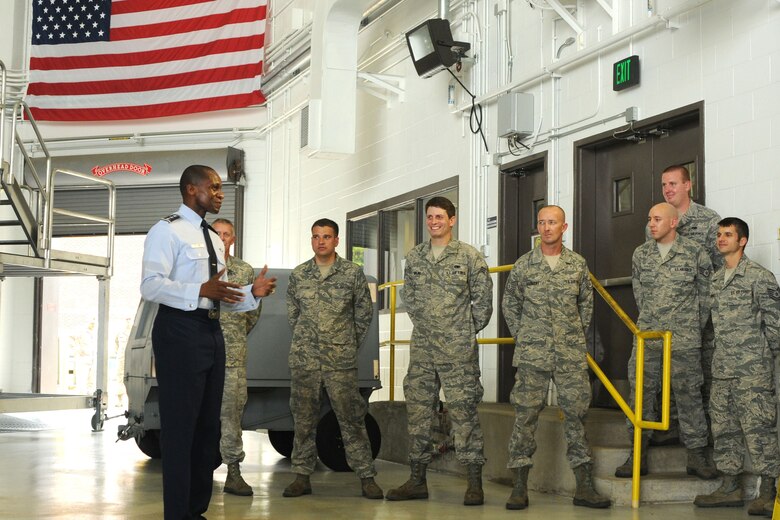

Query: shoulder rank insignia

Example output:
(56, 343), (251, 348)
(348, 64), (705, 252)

(768, 287), (780, 302)
(161, 214), (181, 223)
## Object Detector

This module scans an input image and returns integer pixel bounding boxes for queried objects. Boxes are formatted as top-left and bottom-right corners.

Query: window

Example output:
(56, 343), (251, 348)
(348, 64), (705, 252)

(613, 176), (633, 215)
(347, 178), (458, 309)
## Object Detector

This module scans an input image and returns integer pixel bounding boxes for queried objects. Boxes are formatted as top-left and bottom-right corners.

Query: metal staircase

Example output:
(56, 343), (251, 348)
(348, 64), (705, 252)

(0, 59), (116, 427)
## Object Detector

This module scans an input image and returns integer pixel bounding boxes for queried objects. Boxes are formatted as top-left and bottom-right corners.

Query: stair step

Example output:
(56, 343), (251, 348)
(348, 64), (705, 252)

(0, 240), (31, 246)
(592, 445), (694, 476)
(597, 473), (758, 506)
(0, 219), (22, 226)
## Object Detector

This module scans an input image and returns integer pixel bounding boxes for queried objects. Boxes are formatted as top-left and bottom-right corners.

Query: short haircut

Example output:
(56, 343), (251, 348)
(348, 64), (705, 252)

(661, 164), (691, 182)
(718, 217), (749, 243)
(180, 165), (215, 195)
(312, 218), (339, 236)
(425, 196), (456, 219)
(538, 204), (566, 222)
(212, 218), (234, 231)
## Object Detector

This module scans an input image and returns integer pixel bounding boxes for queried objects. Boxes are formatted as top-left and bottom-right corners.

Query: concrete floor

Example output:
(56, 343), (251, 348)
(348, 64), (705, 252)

(0, 410), (759, 519)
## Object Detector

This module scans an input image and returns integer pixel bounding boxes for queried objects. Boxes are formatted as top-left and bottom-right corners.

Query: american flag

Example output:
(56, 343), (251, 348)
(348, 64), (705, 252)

(28, 0), (267, 121)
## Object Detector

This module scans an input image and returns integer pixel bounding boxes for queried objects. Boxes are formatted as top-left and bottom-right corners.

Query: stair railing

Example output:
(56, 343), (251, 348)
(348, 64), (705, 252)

(378, 264), (672, 509)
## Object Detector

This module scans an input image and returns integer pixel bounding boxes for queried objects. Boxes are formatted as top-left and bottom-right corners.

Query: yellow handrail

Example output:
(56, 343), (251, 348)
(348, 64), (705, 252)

(377, 264), (672, 509)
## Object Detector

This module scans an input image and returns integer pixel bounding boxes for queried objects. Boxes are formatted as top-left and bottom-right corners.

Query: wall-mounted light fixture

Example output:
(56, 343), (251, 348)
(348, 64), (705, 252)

(405, 19), (471, 78)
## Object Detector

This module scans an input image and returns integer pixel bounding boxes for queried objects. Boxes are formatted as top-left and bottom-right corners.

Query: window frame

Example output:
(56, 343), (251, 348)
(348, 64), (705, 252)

(346, 177), (458, 309)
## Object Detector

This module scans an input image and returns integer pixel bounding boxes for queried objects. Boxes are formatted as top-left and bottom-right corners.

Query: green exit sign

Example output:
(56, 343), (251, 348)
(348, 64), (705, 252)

(613, 55), (640, 91)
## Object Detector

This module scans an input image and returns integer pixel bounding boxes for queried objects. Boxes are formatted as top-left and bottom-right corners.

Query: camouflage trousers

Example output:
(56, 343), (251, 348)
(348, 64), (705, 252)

(403, 361), (485, 466)
(700, 320), (715, 414)
(220, 365), (247, 464)
(710, 375), (780, 476)
(508, 366), (593, 469)
(627, 344), (708, 448)
(289, 368), (376, 478)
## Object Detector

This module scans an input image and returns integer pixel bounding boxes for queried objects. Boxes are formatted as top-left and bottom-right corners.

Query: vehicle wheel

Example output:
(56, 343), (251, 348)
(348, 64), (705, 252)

(90, 412), (104, 432)
(316, 411), (381, 472)
(135, 429), (162, 459)
(268, 430), (294, 458)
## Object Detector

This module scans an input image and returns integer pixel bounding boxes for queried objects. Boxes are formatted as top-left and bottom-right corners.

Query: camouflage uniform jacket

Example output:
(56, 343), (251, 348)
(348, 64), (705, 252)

(287, 255), (373, 371)
(502, 246), (593, 372)
(402, 239), (493, 365)
(710, 254), (780, 379)
(677, 201), (722, 271)
(632, 234), (712, 347)
(220, 255), (261, 367)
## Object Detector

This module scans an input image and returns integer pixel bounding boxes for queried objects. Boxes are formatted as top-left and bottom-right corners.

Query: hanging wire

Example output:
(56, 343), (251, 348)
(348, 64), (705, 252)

(447, 67), (489, 153)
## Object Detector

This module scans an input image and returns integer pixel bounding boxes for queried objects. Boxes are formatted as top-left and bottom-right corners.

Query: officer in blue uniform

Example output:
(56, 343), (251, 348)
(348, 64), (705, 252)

(140, 164), (275, 520)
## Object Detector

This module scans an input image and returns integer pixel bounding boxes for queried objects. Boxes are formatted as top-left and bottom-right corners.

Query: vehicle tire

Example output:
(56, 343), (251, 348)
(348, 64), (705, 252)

(134, 429), (221, 468)
(315, 411), (381, 472)
(268, 430), (294, 458)
(135, 429), (162, 459)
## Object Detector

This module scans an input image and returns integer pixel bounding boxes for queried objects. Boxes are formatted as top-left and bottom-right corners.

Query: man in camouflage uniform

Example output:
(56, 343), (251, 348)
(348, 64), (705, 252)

(213, 218), (261, 496)
(616, 203), (717, 479)
(282, 218), (382, 500)
(502, 205), (610, 510)
(386, 196), (492, 506)
(651, 164), (722, 446)
(694, 217), (780, 515)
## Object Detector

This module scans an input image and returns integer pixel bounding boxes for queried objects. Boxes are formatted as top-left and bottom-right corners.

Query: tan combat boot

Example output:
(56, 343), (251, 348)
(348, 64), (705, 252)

(615, 438), (649, 478)
(505, 466), (530, 510)
(385, 462), (428, 501)
(573, 463), (611, 508)
(360, 477), (384, 499)
(694, 474), (743, 507)
(463, 464), (484, 506)
(282, 474), (312, 497)
(223, 462), (253, 496)
(747, 475), (775, 516)
(686, 447), (718, 480)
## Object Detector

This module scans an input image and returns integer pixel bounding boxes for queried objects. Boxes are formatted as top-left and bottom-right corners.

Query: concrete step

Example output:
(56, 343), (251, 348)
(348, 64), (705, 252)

(370, 401), (760, 506)
(597, 473), (758, 507)
(592, 445), (691, 476)
(598, 473), (719, 506)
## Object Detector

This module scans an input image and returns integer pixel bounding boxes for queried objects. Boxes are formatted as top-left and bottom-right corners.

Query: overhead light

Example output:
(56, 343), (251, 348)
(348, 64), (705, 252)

(405, 19), (471, 78)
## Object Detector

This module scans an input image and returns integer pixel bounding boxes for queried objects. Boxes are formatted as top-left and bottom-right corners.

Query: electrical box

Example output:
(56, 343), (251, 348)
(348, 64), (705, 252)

(497, 92), (534, 139)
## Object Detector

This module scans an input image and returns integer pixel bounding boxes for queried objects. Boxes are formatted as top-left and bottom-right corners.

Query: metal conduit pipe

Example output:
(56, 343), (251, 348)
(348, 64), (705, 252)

(439, 0), (450, 19)
(457, 0), (714, 112)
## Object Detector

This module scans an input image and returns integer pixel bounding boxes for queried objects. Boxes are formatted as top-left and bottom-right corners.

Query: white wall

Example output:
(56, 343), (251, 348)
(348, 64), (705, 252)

(259, 0), (780, 402)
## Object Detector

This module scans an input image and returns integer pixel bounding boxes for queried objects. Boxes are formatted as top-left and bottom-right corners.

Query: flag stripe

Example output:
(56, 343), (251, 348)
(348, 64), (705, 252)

(31, 21), (265, 59)
(28, 77), (262, 109)
(31, 34), (264, 71)
(27, 63), (261, 96)
(30, 48), (261, 84)
(28, 92), (265, 121)
(28, 0), (267, 122)
(110, 0), (216, 16)
(112, 6), (264, 41)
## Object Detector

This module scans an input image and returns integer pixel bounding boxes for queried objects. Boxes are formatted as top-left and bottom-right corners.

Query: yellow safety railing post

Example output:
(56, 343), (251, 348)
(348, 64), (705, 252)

(389, 284), (397, 401)
(632, 337), (646, 508)
(377, 266), (672, 508)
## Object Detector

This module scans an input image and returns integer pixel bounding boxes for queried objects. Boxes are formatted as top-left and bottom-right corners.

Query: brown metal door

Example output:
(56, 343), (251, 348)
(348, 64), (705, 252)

(576, 105), (703, 407)
(498, 153), (547, 402)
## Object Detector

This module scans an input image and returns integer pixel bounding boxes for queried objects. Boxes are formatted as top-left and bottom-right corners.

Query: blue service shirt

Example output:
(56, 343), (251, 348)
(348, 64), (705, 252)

(140, 204), (260, 313)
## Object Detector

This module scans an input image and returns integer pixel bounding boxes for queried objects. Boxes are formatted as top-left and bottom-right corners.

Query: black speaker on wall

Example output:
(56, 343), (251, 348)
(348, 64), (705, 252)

(227, 146), (245, 182)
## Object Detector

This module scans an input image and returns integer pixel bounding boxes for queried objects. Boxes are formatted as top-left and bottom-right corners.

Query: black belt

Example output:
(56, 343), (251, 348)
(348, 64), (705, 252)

(158, 304), (220, 320)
